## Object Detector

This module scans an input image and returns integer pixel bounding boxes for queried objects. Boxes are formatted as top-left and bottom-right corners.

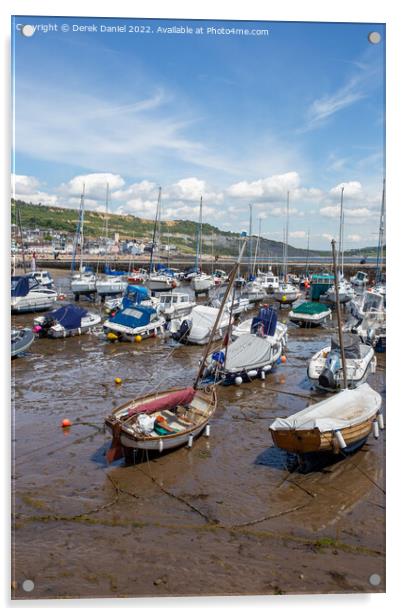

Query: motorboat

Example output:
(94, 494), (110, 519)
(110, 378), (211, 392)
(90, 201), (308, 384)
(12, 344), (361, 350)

(11, 275), (58, 313)
(33, 304), (101, 338)
(170, 305), (231, 345)
(127, 268), (148, 285)
(323, 278), (355, 304)
(158, 292), (195, 321)
(209, 289), (251, 317)
(31, 270), (54, 289)
(307, 333), (376, 392)
(269, 383), (383, 455)
(191, 272), (214, 295)
(146, 267), (179, 292)
(345, 290), (386, 352)
(104, 285), (158, 313)
(273, 282), (300, 305)
(243, 279), (266, 304)
(103, 302), (166, 342)
(11, 328), (35, 358)
(257, 270), (279, 293)
(288, 301), (332, 327)
(202, 307), (287, 385)
(350, 270), (369, 289)
(213, 270), (228, 285)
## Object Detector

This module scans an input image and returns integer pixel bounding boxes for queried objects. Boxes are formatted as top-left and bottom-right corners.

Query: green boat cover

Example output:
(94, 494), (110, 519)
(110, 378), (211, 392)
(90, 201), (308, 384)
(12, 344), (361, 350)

(292, 301), (329, 315)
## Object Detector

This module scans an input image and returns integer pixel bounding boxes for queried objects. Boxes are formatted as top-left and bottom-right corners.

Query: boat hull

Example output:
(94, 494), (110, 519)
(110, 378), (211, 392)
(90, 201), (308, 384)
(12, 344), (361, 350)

(105, 387), (217, 453)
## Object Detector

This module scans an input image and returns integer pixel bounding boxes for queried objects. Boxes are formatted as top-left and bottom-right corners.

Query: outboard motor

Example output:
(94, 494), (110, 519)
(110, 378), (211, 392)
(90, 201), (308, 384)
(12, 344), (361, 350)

(36, 316), (56, 337)
(173, 319), (191, 343)
(318, 351), (340, 390)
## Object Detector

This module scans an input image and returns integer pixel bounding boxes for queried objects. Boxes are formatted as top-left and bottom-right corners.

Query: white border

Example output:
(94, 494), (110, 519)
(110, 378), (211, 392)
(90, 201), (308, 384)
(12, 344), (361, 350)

(2, 0), (400, 613)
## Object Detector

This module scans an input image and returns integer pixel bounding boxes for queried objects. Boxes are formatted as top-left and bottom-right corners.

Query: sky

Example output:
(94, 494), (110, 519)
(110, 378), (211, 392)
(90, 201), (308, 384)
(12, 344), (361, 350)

(11, 16), (385, 249)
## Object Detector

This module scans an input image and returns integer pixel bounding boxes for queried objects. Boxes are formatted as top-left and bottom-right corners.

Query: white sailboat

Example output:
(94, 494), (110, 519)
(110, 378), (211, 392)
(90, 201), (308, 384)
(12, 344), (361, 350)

(191, 197), (214, 295)
(273, 192), (299, 305)
(146, 187), (179, 292)
(95, 184), (127, 298)
(71, 186), (98, 298)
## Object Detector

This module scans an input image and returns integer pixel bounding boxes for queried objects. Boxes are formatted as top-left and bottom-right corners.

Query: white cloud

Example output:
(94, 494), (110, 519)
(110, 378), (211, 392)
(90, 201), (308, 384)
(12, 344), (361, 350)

(167, 177), (223, 203)
(11, 173), (59, 205)
(329, 181), (363, 200)
(322, 233), (334, 241)
(227, 172), (300, 200)
(60, 173), (125, 200)
(347, 234), (362, 242)
(289, 231), (306, 239)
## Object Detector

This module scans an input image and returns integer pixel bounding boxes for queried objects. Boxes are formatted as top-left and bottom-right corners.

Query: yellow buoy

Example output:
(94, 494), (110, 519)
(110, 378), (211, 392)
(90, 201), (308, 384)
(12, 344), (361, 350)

(134, 335), (142, 343)
(282, 295), (287, 303)
(107, 332), (118, 341)
(114, 377), (122, 385)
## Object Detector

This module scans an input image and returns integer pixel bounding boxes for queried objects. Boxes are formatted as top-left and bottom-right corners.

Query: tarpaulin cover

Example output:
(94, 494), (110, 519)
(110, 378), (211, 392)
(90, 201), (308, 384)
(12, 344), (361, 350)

(251, 307), (277, 336)
(126, 387), (196, 418)
(270, 383), (381, 432)
(109, 302), (156, 328)
(45, 304), (88, 329)
(223, 333), (274, 372)
(292, 302), (329, 315)
(156, 264), (175, 277)
(11, 275), (41, 297)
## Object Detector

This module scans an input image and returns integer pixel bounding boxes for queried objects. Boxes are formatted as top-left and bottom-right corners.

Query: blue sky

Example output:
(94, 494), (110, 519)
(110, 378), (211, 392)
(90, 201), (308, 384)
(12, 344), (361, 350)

(12, 16), (385, 249)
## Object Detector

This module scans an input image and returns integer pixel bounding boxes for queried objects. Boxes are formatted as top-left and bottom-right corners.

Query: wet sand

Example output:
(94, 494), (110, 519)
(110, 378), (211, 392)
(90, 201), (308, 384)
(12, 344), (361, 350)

(11, 272), (386, 599)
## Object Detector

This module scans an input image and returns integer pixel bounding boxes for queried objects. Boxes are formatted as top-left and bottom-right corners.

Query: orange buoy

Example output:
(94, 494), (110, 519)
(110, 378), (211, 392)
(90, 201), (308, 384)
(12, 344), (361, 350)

(281, 355), (287, 363)
(61, 419), (72, 428)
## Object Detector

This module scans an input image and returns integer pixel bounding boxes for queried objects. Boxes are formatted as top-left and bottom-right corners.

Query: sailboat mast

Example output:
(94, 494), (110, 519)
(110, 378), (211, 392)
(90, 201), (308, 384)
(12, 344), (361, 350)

(375, 179), (386, 284)
(305, 229), (310, 277)
(248, 203), (253, 279)
(337, 186), (345, 278)
(284, 191), (290, 282)
(79, 184), (85, 272)
(194, 236), (248, 389)
(252, 217), (262, 277)
(149, 187), (162, 273)
(199, 196), (203, 271)
(331, 239), (348, 390)
(16, 204), (27, 274)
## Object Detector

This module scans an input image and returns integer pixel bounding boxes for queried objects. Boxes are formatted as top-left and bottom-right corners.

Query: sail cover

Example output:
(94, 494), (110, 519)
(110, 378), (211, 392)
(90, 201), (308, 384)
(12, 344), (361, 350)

(223, 333), (273, 372)
(45, 304), (87, 329)
(125, 387), (196, 418)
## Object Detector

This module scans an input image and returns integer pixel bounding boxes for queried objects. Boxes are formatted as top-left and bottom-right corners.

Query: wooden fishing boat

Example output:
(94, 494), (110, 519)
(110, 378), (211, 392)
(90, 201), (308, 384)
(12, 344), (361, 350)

(105, 386), (216, 461)
(269, 383), (383, 455)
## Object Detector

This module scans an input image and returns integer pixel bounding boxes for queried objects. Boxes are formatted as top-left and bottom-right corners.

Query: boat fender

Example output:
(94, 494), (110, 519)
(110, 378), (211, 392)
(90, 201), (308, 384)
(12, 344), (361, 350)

(372, 420), (379, 439)
(235, 376), (243, 386)
(158, 439), (164, 453)
(377, 413), (384, 430)
(187, 434), (194, 448)
(247, 369), (258, 379)
(205, 424), (210, 437)
(263, 365), (272, 372)
(260, 370), (266, 380)
(370, 357), (377, 374)
(78, 327), (81, 335)
(335, 430), (347, 450)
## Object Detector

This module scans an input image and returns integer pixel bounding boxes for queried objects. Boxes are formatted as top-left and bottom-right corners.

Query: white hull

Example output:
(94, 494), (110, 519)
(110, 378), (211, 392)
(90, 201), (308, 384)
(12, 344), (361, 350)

(192, 275), (214, 294)
(96, 278), (128, 296)
(308, 344), (376, 391)
(11, 290), (58, 313)
(34, 313), (102, 338)
(104, 317), (166, 341)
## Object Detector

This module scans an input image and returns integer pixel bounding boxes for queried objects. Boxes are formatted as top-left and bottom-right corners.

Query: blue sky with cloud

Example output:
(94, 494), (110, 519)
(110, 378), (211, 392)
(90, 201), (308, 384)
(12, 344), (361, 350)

(12, 16), (385, 248)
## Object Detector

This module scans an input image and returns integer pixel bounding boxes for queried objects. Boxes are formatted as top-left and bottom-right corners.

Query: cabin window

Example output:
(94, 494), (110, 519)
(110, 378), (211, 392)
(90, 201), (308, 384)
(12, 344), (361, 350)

(123, 308), (143, 319)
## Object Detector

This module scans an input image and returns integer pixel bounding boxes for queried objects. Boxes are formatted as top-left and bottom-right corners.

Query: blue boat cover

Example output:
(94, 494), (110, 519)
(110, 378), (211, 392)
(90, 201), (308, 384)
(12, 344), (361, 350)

(104, 266), (126, 276)
(125, 285), (150, 304)
(109, 302), (156, 329)
(156, 264), (175, 277)
(11, 275), (39, 297)
(251, 306), (277, 336)
(45, 304), (88, 330)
